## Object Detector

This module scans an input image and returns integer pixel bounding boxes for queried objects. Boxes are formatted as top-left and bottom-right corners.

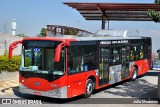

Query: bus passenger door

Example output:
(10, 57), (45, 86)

(99, 47), (110, 86)
(121, 46), (130, 79)
(67, 47), (85, 98)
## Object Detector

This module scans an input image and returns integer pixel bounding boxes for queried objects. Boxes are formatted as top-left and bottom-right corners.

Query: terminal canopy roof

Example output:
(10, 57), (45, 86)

(64, 2), (160, 21)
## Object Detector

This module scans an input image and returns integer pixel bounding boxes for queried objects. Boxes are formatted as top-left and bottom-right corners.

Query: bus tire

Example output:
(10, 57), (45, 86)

(83, 79), (93, 98)
(132, 67), (138, 80)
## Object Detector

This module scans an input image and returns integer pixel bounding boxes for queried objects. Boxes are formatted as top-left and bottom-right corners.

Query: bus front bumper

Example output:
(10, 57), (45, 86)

(19, 83), (67, 98)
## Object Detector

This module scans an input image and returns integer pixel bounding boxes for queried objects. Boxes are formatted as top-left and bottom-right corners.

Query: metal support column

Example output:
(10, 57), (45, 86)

(108, 20), (109, 30)
(102, 14), (105, 29)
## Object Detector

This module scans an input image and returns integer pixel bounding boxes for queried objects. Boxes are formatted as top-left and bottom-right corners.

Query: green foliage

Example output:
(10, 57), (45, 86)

(147, 0), (160, 23)
(3, 50), (8, 57)
(39, 28), (46, 37)
(0, 55), (21, 72)
(147, 9), (160, 23)
(155, 0), (160, 4)
(16, 34), (27, 37)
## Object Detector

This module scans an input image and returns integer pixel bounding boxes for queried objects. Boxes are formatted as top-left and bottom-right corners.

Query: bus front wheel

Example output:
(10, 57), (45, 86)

(83, 79), (93, 98)
(132, 67), (138, 80)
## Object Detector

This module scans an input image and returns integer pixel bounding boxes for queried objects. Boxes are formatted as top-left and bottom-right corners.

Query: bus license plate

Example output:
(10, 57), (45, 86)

(33, 91), (41, 95)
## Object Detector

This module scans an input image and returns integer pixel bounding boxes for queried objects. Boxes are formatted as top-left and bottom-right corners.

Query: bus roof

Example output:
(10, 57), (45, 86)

(23, 37), (77, 42)
(23, 29), (149, 42)
(23, 36), (147, 42)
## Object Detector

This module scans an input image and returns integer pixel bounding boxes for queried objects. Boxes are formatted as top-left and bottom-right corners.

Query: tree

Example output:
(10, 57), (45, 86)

(16, 34), (27, 37)
(147, 0), (160, 23)
(39, 27), (46, 37)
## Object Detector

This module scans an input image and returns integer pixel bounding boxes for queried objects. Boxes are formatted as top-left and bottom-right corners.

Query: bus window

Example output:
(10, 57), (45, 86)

(24, 48), (32, 67)
(99, 47), (109, 80)
(126, 46), (130, 62)
(111, 47), (120, 65)
(21, 40), (65, 76)
(68, 46), (84, 74)
(147, 45), (151, 58)
(144, 44), (151, 59)
(140, 45), (144, 59)
(130, 46), (134, 61)
(134, 45), (139, 60)
(130, 45), (139, 61)
(121, 48), (126, 63)
(68, 42), (96, 74)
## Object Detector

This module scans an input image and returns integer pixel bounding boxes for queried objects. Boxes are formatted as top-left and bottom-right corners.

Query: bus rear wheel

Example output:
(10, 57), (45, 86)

(132, 67), (138, 80)
(83, 79), (93, 98)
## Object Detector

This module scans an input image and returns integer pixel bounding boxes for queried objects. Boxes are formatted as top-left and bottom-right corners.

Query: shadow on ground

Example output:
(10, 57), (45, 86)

(144, 71), (160, 77)
(104, 78), (157, 98)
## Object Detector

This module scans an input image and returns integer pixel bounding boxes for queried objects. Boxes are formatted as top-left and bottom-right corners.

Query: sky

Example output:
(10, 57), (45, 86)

(0, 0), (160, 53)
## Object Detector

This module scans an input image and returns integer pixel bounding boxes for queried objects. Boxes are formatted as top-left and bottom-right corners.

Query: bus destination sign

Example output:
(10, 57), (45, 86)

(100, 40), (128, 45)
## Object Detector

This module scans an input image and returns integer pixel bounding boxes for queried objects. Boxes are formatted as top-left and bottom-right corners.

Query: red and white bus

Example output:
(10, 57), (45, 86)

(9, 29), (151, 98)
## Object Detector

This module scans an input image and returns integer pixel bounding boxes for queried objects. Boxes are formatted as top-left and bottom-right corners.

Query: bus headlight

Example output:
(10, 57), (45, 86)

(19, 83), (27, 89)
(55, 88), (61, 95)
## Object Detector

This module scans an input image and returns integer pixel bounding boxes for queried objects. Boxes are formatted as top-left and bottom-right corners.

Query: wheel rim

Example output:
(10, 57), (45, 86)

(87, 83), (92, 94)
(133, 69), (137, 79)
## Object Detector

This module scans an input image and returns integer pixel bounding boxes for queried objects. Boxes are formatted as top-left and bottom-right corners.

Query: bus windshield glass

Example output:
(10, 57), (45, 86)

(20, 40), (65, 76)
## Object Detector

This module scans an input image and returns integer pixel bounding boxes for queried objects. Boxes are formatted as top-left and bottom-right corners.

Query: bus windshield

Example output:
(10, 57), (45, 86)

(20, 40), (65, 76)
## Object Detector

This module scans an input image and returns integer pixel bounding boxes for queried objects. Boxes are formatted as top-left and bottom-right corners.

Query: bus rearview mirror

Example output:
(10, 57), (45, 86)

(54, 41), (70, 62)
(9, 40), (23, 59)
(54, 46), (62, 62)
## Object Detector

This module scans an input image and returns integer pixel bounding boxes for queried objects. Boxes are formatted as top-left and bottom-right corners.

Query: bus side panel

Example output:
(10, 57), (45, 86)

(67, 73), (85, 98)
(131, 60), (144, 75)
(67, 70), (97, 98)
(143, 58), (151, 73)
(130, 59), (151, 76)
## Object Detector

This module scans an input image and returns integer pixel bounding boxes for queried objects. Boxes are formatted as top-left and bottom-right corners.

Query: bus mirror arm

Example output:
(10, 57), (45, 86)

(9, 40), (23, 59)
(54, 41), (70, 62)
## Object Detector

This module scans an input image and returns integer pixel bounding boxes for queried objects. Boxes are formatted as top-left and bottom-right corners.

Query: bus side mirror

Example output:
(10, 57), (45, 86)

(9, 40), (23, 59)
(54, 41), (70, 62)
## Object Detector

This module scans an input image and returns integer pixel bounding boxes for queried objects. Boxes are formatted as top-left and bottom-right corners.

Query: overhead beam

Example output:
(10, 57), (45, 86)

(85, 17), (152, 20)
(82, 14), (149, 18)
(84, 16), (151, 19)
(64, 2), (159, 22)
